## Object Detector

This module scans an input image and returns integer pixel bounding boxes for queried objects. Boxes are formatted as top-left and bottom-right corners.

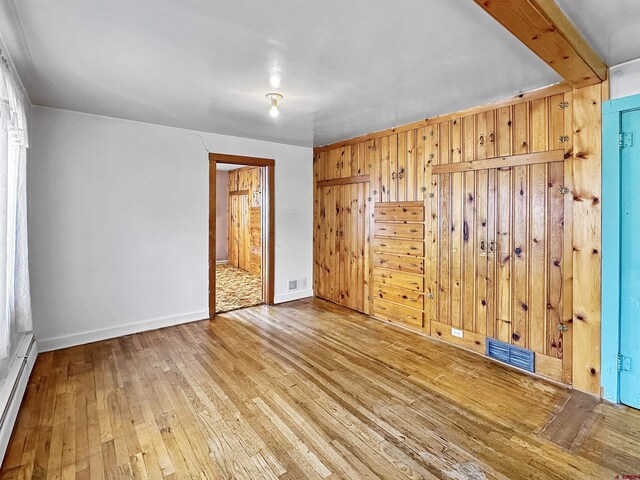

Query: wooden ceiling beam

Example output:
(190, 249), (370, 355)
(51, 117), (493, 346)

(474, 0), (607, 88)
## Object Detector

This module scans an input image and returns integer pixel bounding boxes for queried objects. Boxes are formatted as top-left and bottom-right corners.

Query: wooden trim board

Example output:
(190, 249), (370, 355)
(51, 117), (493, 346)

(316, 175), (370, 187)
(432, 150), (564, 174)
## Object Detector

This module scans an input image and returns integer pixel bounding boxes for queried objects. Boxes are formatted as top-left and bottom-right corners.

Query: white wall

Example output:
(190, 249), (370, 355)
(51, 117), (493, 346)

(29, 107), (313, 350)
(611, 58), (640, 99)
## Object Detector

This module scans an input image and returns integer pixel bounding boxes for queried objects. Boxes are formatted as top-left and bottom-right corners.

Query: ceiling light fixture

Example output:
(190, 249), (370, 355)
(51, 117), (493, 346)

(270, 75), (281, 88)
(266, 93), (283, 118)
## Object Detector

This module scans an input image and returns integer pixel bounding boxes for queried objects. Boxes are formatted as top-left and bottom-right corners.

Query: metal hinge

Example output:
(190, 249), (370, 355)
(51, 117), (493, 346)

(620, 132), (634, 149)
(559, 101), (569, 109)
(559, 135), (570, 143)
(557, 323), (568, 333)
(618, 354), (631, 372)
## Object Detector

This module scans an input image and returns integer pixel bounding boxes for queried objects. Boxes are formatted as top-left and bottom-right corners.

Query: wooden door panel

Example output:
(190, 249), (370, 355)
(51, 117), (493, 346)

(317, 183), (369, 313)
(432, 159), (567, 359)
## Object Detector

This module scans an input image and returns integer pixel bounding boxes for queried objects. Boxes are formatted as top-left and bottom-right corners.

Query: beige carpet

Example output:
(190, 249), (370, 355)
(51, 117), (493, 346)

(216, 263), (263, 313)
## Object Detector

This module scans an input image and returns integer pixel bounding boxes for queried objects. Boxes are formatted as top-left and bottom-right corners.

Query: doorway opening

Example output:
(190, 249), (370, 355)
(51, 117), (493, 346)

(209, 153), (275, 317)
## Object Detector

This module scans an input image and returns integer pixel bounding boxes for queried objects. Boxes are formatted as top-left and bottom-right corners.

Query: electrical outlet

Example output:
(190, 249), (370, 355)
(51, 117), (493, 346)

(451, 328), (464, 339)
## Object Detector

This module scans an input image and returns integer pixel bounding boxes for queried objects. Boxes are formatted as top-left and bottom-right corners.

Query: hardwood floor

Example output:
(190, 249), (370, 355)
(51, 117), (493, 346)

(2, 298), (639, 479)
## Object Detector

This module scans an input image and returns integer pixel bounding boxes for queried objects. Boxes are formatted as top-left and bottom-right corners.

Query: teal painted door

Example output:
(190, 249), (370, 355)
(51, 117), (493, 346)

(620, 109), (640, 408)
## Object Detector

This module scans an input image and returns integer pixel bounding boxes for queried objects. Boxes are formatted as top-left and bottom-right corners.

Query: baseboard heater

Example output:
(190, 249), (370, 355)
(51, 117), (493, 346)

(486, 338), (535, 373)
(0, 334), (37, 463)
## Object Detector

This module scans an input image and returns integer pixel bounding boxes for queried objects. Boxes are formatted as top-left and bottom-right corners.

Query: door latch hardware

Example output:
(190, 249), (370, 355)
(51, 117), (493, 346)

(559, 101), (569, 109)
(557, 323), (568, 333)
(559, 136), (570, 143)
(618, 354), (631, 372)
(427, 293), (434, 299)
(620, 132), (634, 149)
(559, 186), (570, 195)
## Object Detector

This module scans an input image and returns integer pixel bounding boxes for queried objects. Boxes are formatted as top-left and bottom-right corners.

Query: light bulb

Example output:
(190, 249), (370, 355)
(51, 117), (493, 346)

(266, 93), (283, 118)
(270, 75), (281, 88)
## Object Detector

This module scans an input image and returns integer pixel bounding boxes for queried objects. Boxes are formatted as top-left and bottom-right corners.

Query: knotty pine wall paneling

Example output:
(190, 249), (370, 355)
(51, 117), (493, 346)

(313, 82), (602, 396)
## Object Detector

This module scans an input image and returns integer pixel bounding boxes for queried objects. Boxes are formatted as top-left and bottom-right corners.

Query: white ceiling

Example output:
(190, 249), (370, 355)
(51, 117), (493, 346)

(555, 0), (640, 67)
(1, 0), (622, 148)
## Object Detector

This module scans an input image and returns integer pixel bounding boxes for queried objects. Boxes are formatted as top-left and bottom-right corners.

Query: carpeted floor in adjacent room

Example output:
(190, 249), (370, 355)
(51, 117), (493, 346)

(216, 263), (263, 313)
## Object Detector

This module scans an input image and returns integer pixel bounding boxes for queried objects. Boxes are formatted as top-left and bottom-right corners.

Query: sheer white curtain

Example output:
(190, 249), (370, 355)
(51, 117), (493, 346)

(0, 60), (31, 378)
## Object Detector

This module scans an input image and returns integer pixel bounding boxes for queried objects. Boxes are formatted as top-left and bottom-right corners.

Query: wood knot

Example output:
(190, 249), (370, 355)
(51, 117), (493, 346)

(512, 333), (521, 341)
(576, 314), (585, 321)
(481, 300), (487, 306)
(592, 197), (600, 205)
(514, 246), (522, 256)
(592, 249), (598, 254)
(553, 259), (560, 267)
(521, 303), (528, 311)
(590, 367), (597, 375)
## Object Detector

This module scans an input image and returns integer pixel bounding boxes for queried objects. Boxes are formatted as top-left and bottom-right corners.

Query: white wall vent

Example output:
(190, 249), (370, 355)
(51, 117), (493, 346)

(288, 278), (307, 291)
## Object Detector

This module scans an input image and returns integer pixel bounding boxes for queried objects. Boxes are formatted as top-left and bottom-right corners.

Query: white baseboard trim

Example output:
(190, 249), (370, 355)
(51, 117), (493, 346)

(38, 310), (210, 352)
(215, 259), (228, 265)
(274, 289), (314, 304)
(0, 333), (37, 464)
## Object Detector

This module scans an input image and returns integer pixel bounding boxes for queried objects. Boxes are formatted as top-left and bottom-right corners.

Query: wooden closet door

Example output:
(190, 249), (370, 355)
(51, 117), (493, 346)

(432, 160), (567, 362)
(315, 186), (339, 303)
(338, 182), (369, 313)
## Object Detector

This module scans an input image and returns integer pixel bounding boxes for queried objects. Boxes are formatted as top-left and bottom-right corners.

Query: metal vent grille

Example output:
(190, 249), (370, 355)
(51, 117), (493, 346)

(486, 338), (535, 373)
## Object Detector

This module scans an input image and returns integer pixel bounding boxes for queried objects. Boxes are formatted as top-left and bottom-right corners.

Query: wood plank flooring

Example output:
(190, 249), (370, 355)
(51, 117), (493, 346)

(2, 297), (639, 479)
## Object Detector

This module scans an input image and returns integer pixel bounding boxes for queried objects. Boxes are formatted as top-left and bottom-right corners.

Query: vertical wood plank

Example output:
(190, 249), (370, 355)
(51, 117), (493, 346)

(367, 139), (381, 203)
(548, 94), (566, 360)
(561, 91), (574, 383)
(424, 125), (439, 334)
(397, 132), (407, 202)
(475, 112), (489, 336)
(529, 98), (548, 354)
(406, 130), (418, 202)
(511, 103), (530, 347)
(462, 116), (476, 332)
(572, 84), (602, 395)
(495, 106), (513, 342)
(381, 136), (391, 202)
(450, 119), (463, 329)
(438, 122), (451, 326)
